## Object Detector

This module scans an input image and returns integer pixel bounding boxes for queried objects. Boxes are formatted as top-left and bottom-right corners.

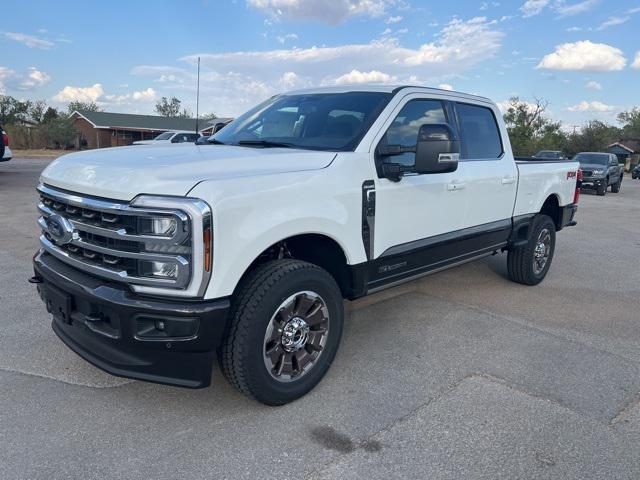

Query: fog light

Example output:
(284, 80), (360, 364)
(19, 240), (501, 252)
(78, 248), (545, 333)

(141, 260), (178, 279)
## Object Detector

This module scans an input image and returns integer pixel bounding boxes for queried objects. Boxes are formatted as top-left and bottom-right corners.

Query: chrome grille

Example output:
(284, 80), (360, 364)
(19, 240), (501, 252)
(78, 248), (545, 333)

(37, 184), (212, 297)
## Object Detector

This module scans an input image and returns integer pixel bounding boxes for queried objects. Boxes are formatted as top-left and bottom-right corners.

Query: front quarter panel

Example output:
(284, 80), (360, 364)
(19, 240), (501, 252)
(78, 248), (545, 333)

(188, 153), (370, 299)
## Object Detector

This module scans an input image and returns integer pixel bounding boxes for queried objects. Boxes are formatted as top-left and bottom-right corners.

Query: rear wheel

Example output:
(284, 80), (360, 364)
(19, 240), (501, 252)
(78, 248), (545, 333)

(507, 214), (556, 286)
(219, 259), (344, 405)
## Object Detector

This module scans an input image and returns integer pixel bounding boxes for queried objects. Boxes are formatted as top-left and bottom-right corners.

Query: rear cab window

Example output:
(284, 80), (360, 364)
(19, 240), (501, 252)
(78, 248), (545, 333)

(454, 103), (503, 160)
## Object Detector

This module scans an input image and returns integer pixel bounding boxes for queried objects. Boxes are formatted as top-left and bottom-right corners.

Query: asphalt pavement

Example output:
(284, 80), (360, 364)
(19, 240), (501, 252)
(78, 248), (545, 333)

(1, 158), (639, 479)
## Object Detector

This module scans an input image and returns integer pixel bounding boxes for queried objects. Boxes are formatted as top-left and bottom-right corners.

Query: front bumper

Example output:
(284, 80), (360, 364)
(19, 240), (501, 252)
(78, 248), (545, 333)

(33, 250), (229, 388)
(580, 176), (605, 189)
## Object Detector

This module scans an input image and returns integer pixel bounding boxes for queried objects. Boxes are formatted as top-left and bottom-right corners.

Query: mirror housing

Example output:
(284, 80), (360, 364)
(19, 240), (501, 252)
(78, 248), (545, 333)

(414, 123), (460, 174)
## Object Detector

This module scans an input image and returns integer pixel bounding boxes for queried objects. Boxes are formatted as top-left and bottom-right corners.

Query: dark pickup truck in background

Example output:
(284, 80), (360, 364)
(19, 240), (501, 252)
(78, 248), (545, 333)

(574, 152), (624, 196)
(533, 150), (568, 160)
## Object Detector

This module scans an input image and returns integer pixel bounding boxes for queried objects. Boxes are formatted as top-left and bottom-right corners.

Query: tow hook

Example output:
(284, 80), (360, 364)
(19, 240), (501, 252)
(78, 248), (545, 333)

(28, 275), (43, 284)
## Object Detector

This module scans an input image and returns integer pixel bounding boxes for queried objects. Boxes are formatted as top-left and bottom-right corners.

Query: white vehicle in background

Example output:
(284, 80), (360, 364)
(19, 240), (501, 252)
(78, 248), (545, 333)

(32, 86), (580, 406)
(132, 130), (201, 145)
(1, 126), (12, 162)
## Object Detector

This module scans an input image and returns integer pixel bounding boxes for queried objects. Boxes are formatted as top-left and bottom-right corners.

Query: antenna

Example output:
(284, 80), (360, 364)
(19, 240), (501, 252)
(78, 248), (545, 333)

(195, 56), (200, 134)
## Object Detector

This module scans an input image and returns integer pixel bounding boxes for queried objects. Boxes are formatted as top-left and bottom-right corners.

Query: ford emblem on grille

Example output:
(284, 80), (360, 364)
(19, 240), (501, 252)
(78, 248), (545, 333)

(46, 214), (75, 245)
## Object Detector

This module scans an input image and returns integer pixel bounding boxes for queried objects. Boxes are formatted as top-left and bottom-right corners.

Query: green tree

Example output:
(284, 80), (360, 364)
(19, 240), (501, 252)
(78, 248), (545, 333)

(43, 113), (78, 149)
(503, 97), (566, 156)
(42, 107), (59, 124)
(566, 120), (620, 156)
(617, 107), (640, 139)
(67, 101), (101, 114)
(200, 112), (218, 121)
(154, 96), (191, 118)
(29, 100), (48, 124)
(0, 95), (31, 125)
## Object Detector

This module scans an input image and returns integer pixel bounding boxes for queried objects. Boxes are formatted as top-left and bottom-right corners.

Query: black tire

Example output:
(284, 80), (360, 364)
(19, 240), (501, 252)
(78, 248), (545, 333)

(611, 176), (622, 193)
(507, 214), (556, 286)
(219, 259), (344, 405)
(597, 182), (607, 196)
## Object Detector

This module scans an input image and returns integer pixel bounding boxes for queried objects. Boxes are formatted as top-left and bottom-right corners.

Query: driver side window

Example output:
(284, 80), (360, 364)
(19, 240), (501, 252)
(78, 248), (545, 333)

(379, 99), (447, 166)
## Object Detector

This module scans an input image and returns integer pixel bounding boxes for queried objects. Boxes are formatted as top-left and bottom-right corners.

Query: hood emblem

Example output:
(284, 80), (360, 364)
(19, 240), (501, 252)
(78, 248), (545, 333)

(47, 214), (75, 245)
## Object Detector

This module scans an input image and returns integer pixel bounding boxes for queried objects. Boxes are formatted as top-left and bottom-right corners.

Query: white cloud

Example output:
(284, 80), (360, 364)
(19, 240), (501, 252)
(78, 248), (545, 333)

(628, 7), (640, 14)
(333, 69), (395, 84)
(133, 17), (502, 116)
(276, 33), (299, 44)
(438, 83), (453, 90)
(52, 83), (159, 110)
(632, 52), (640, 69)
(19, 67), (51, 90)
(497, 99), (542, 114)
(566, 26), (583, 31)
(537, 41), (626, 71)
(2, 32), (55, 49)
(585, 80), (602, 90)
(555, 0), (598, 17)
(520, 0), (550, 17)
(53, 84), (104, 103)
(480, 2), (500, 10)
(246, 0), (392, 24)
(385, 15), (402, 23)
(597, 16), (629, 30)
(104, 88), (158, 104)
(0, 66), (51, 92)
(567, 100), (614, 112)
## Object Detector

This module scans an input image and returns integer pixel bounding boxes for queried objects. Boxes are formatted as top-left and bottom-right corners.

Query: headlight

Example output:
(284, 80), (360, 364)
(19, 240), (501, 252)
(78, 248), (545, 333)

(139, 216), (178, 237)
(593, 169), (604, 175)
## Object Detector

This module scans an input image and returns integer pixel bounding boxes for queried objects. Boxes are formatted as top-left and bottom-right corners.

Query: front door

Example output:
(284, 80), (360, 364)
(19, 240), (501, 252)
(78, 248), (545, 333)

(368, 95), (472, 289)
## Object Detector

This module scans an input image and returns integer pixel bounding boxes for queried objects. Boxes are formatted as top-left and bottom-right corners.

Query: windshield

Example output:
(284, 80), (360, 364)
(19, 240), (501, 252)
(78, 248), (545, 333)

(535, 150), (560, 159)
(212, 92), (392, 151)
(574, 153), (608, 165)
(154, 132), (174, 140)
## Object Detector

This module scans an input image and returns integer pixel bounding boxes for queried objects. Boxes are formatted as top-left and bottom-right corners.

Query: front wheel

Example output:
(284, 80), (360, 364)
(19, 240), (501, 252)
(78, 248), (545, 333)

(507, 214), (556, 286)
(597, 182), (607, 196)
(219, 259), (344, 405)
(611, 176), (622, 193)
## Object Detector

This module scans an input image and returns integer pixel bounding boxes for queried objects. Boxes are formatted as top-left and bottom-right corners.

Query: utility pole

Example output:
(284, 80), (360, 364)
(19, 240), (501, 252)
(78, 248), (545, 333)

(195, 56), (200, 134)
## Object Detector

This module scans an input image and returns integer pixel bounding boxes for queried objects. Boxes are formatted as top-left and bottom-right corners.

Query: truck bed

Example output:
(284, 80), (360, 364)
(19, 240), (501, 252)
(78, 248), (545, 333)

(514, 157), (574, 163)
(512, 159), (579, 217)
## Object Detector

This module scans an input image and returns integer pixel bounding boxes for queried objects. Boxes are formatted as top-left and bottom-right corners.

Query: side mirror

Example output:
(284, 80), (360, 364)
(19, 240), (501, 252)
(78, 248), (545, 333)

(414, 124), (460, 174)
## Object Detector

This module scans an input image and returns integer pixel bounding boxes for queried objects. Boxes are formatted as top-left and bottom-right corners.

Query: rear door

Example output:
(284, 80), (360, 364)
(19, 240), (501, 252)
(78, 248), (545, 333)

(452, 102), (518, 231)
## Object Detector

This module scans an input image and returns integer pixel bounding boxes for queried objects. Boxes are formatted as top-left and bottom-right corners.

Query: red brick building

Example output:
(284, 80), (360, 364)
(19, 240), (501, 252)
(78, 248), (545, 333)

(72, 110), (232, 149)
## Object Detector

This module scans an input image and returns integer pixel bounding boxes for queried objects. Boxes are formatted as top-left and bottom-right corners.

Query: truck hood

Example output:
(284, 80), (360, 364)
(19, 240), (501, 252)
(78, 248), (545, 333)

(578, 163), (607, 171)
(40, 144), (336, 201)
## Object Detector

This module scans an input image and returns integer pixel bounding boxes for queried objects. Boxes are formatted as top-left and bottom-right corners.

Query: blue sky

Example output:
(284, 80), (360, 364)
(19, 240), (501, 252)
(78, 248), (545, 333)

(2, 0), (639, 127)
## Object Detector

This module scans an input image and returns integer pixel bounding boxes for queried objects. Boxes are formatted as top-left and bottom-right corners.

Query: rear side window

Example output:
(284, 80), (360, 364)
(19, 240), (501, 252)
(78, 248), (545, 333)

(455, 103), (502, 159)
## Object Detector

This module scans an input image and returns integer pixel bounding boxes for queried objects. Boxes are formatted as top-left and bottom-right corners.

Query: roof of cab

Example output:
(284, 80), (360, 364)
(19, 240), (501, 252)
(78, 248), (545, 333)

(284, 84), (493, 104)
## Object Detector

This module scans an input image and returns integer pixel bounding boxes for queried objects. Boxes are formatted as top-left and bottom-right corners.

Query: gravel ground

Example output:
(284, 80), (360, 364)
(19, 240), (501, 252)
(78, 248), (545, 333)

(1, 158), (639, 480)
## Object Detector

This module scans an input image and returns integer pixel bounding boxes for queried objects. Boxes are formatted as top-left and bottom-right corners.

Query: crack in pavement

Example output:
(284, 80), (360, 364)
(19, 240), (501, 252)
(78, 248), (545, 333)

(304, 371), (636, 479)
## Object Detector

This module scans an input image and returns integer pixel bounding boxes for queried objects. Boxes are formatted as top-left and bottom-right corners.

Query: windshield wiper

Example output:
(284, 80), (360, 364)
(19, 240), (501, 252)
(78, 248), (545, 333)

(236, 140), (296, 148)
(206, 138), (227, 145)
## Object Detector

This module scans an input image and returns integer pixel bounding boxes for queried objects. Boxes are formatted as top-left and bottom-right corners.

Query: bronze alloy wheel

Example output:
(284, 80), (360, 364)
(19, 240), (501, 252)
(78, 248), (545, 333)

(263, 291), (330, 382)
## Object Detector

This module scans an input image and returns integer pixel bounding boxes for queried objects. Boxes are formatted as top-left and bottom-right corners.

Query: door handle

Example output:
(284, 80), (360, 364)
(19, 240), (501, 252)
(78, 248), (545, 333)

(446, 181), (466, 191)
(501, 176), (516, 185)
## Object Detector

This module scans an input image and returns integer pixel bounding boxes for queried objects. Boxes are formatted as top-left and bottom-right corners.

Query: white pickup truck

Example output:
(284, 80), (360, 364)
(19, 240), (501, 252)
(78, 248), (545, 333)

(31, 86), (579, 405)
